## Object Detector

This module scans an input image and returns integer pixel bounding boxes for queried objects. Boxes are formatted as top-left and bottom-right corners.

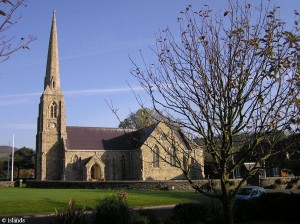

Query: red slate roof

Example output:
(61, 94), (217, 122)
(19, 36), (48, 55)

(65, 125), (157, 151)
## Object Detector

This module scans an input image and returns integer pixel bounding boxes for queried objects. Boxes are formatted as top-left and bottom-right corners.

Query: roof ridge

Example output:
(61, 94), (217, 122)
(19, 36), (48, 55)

(66, 125), (135, 131)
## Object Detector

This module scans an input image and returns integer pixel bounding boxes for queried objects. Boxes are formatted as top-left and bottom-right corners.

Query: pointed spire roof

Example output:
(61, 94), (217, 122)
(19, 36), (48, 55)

(44, 10), (60, 90)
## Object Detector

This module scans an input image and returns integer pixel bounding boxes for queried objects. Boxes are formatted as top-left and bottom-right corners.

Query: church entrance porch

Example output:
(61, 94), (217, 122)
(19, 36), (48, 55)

(84, 154), (105, 181)
(91, 163), (101, 180)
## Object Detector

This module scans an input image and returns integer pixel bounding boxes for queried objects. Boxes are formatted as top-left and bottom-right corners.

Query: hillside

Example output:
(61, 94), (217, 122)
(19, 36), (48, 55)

(0, 146), (19, 154)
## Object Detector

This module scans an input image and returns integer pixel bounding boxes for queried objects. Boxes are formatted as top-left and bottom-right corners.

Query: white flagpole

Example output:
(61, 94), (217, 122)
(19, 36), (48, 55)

(11, 134), (15, 186)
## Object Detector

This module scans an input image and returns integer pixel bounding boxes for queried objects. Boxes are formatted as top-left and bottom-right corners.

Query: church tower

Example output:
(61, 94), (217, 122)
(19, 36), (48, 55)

(36, 11), (67, 180)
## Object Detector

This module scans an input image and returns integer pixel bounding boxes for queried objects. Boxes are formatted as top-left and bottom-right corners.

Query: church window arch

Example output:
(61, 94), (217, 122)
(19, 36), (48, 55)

(50, 102), (58, 118)
(72, 155), (78, 171)
(152, 145), (160, 168)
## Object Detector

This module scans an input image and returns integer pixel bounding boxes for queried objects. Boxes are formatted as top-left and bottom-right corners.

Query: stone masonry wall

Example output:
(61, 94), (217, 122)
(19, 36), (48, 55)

(26, 179), (243, 190)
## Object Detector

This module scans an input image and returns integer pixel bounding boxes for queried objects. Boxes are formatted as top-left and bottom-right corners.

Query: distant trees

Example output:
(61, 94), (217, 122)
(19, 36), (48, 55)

(0, 0), (35, 63)
(14, 147), (34, 178)
(0, 146), (34, 179)
(0, 157), (7, 178)
(118, 108), (163, 129)
(130, 1), (300, 223)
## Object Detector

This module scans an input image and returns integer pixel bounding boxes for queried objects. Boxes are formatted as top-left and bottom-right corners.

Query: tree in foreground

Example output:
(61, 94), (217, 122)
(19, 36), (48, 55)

(0, 0), (35, 63)
(130, 1), (300, 223)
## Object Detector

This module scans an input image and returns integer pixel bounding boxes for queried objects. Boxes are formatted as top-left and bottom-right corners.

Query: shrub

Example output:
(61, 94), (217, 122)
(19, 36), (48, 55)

(130, 211), (150, 224)
(234, 198), (259, 222)
(139, 209), (164, 224)
(171, 203), (204, 224)
(171, 198), (225, 224)
(274, 178), (283, 185)
(93, 194), (130, 224)
(290, 177), (299, 184)
(116, 191), (128, 201)
(51, 199), (87, 224)
(200, 198), (223, 224)
(286, 178), (299, 189)
(255, 193), (300, 222)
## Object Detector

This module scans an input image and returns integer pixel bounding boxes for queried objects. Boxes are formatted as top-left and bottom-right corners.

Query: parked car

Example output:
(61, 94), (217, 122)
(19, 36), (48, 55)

(235, 186), (266, 200)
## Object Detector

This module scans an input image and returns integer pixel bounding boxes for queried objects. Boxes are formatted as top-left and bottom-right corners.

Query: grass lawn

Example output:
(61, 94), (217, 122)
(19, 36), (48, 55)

(0, 187), (202, 216)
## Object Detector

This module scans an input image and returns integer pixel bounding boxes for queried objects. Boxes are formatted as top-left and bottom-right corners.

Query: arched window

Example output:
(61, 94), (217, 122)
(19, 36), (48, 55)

(153, 145), (160, 168)
(72, 155), (78, 171)
(50, 102), (58, 118)
(121, 155), (126, 180)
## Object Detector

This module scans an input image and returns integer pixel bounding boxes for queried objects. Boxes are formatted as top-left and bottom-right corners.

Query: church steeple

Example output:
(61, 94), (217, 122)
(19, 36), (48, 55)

(36, 11), (67, 180)
(44, 10), (60, 90)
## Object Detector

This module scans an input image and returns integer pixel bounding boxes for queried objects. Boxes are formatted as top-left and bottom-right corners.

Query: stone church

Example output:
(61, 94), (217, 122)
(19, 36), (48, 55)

(35, 12), (204, 181)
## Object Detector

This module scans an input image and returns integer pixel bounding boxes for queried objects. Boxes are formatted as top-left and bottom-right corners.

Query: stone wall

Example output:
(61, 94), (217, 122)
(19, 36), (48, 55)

(140, 122), (205, 181)
(260, 176), (300, 189)
(0, 181), (16, 187)
(64, 150), (141, 181)
(26, 179), (242, 190)
(26, 177), (300, 190)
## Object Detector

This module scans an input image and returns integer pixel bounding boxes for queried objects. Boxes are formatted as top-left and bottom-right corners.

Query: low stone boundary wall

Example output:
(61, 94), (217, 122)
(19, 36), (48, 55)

(26, 180), (198, 190)
(26, 177), (300, 190)
(260, 176), (300, 189)
(26, 179), (243, 190)
(0, 181), (15, 187)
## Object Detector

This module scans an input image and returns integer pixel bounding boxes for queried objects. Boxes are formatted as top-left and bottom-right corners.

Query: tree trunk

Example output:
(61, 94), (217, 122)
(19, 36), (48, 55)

(221, 174), (235, 224)
(222, 198), (234, 224)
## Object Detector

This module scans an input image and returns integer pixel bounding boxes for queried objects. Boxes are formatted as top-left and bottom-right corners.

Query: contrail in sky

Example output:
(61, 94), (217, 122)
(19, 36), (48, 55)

(0, 86), (145, 106)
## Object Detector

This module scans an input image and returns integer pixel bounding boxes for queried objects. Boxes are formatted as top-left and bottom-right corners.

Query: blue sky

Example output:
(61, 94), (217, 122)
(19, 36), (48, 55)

(0, 0), (299, 149)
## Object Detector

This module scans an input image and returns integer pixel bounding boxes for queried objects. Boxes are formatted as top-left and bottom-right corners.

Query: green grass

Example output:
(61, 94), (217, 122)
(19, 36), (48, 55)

(0, 187), (202, 216)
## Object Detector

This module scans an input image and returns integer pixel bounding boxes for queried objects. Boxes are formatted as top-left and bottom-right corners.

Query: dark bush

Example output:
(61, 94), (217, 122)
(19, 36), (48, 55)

(93, 194), (130, 224)
(255, 192), (300, 222)
(171, 203), (204, 224)
(172, 200), (224, 224)
(139, 209), (164, 224)
(234, 198), (259, 222)
(274, 178), (283, 185)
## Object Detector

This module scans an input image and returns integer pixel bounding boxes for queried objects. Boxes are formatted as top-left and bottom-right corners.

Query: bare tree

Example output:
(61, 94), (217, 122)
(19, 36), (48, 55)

(130, 1), (300, 223)
(0, 0), (35, 63)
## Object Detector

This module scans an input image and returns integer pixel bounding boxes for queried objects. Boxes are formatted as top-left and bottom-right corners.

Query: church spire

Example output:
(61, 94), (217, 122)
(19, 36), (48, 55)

(44, 10), (60, 90)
